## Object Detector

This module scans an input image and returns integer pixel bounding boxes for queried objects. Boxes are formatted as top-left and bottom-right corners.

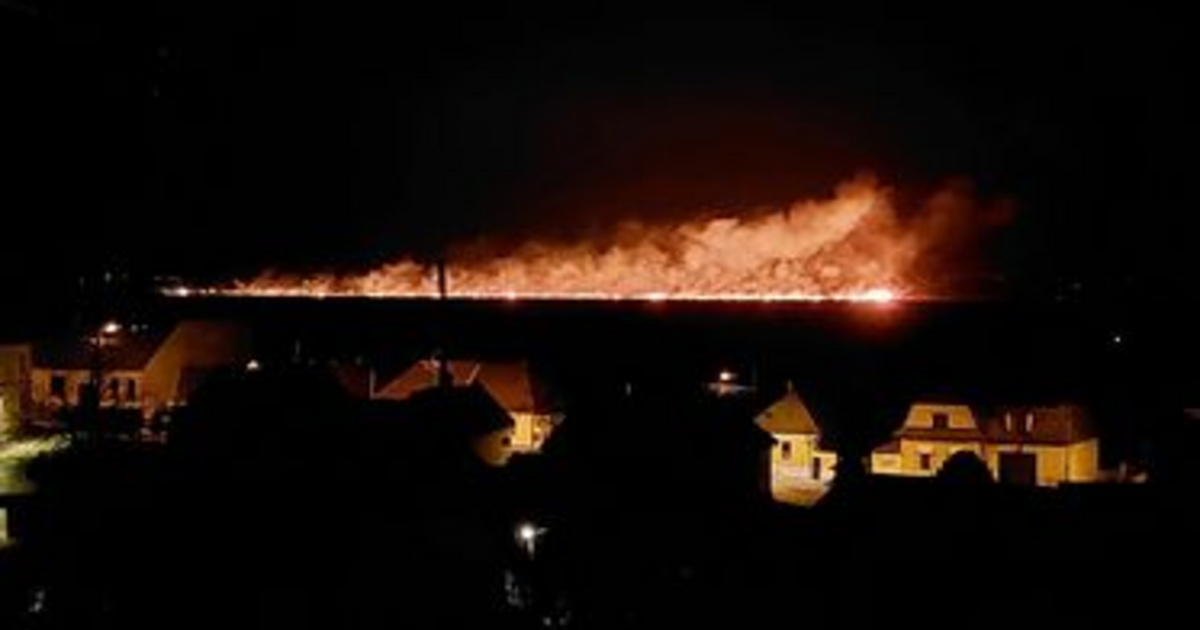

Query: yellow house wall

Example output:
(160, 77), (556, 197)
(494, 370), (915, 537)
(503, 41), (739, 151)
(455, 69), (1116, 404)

(96, 370), (144, 406)
(31, 369), (143, 408)
(509, 412), (555, 453)
(815, 449), (838, 482)
(0, 345), (31, 431)
(769, 433), (838, 484)
(1067, 439), (1100, 483)
(472, 427), (515, 467)
(31, 369), (92, 407)
(871, 452), (902, 475)
(984, 443), (1097, 486)
(897, 439), (983, 477)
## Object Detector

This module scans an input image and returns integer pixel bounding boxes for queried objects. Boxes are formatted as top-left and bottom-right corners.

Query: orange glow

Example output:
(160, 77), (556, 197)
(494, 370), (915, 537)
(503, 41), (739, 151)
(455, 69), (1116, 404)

(173, 177), (1005, 303)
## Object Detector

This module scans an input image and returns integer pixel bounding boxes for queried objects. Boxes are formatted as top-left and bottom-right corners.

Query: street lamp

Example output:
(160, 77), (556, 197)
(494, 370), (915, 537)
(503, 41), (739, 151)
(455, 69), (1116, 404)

(515, 521), (546, 557)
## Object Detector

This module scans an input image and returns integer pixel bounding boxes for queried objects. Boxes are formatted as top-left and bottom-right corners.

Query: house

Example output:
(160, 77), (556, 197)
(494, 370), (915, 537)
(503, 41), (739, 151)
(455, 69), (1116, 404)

(754, 382), (838, 503)
(980, 404), (1100, 485)
(0, 344), (32, 435)
(14, 320), (253, 427)
(374, 358), (559, 453)
(871, 401), (1100, 486)
(401, 383), (517, 467)
(870, 402), (984, 477)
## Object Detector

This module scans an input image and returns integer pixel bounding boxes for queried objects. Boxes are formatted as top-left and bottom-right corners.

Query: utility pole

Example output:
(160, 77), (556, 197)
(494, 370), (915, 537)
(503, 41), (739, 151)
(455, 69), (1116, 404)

(435, 257), (453, 389)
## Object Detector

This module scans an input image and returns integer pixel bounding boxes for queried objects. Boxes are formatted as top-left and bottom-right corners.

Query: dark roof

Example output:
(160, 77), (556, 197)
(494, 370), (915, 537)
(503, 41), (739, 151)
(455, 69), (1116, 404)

(979, 405), (1097, 445)
(33, 327), (168, 371)
(403, 382), (515, 437)
(375, 358), (549, 413)
(330, 361), (373, 399)
(874, 440), (900, 454)
(892, 404), (1096, 446)
(176, 365), (225, 401)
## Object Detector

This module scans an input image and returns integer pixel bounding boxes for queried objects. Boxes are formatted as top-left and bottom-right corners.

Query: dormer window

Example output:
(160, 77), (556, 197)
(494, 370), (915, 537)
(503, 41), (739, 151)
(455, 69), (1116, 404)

(931, 412), (950, 431)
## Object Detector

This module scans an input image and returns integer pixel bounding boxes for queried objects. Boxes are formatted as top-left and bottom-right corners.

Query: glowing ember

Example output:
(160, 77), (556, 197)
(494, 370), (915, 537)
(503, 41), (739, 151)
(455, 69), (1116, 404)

(170, 177), (1007, 303)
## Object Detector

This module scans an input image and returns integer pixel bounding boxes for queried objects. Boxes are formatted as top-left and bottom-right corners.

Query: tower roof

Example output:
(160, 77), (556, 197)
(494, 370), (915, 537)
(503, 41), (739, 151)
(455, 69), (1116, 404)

(755, 383), (819, 435)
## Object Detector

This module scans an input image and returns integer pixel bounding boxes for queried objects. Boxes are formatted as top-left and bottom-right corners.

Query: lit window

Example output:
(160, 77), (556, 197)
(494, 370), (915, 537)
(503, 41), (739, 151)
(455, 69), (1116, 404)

(1024, 413), (1035, 434)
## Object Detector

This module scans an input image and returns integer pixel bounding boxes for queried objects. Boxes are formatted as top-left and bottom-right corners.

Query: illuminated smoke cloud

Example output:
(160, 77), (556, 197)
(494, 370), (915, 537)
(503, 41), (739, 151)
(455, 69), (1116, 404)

(182, 176), (1010, 302)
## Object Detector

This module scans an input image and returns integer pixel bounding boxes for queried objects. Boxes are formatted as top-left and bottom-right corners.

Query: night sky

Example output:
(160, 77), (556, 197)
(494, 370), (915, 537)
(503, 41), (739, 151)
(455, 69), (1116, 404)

(1, 2), (1192, 304)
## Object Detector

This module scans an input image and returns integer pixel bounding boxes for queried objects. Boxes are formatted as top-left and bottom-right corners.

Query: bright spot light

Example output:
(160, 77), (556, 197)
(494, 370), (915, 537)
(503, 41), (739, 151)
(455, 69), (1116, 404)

(718, 370), (736, 383)
(246, 359), (262, 372)
(101, 321), (122, 335)
(517, 523), (537, 543)
(861, 288), (896, 303)
(1112, 334), (1123, 345)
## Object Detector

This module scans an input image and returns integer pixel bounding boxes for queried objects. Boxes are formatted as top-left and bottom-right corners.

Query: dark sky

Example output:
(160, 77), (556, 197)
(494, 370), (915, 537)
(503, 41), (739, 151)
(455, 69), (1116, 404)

(1, 1), (1193, 301)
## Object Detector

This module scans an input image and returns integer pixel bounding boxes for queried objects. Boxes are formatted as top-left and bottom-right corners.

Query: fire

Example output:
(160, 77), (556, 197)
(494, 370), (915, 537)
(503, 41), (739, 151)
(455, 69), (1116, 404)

(175, 177), (1005, 302)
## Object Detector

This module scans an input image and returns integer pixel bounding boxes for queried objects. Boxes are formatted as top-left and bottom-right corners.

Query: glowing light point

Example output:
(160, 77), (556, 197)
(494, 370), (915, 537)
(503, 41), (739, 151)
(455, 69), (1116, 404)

(246, 359), (262, 372)
(861, 288), (896, 303)
(515, 521), (545, 556)
(718, 370), (736, 383)
(101, 321), (122, 335)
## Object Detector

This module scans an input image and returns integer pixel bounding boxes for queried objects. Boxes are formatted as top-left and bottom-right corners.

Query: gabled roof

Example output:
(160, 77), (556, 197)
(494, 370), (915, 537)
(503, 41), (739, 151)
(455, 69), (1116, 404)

(889, 401), (1096, 446)
(33, 328), (168, 371)
(375, 358), (544, 413)
(754, 383), (819, 435)
(894, 402), (985, 441)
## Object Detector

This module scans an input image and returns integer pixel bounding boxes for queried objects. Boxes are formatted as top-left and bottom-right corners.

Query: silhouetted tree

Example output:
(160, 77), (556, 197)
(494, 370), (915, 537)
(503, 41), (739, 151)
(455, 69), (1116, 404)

(937, 450), (993, 485)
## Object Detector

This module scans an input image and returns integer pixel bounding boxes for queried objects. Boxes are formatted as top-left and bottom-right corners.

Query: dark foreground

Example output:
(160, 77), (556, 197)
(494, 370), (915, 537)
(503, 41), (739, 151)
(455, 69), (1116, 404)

(1, 364), (1198, 629)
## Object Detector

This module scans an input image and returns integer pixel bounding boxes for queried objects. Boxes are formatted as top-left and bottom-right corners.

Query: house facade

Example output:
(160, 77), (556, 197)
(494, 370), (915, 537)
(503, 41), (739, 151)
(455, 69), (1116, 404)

(375, 358), (559, 454)
(754, 383), (838, 503)
(0, 345), (32, 435)
(871, 401), (1100, 486)
(9, 320), (252, 428)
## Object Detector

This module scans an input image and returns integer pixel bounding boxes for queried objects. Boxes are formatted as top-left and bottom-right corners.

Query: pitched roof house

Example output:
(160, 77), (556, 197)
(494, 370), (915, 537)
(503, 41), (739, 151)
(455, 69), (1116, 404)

(375, 358), (558, 453)
(871, 400), (1100, 486)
